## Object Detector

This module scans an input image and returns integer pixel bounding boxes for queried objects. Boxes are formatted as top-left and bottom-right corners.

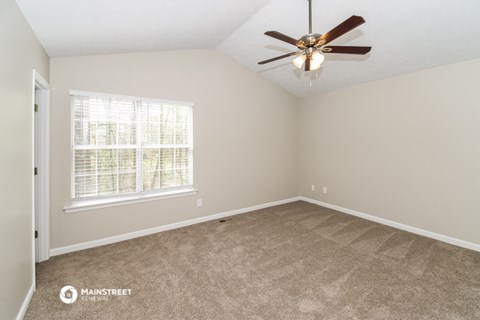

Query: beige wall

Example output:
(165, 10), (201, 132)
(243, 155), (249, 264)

(50, 50), (299, 248)
(51, 54), (480, 249)
(299, 59), (480, 244)
(0, 1), (50, 319)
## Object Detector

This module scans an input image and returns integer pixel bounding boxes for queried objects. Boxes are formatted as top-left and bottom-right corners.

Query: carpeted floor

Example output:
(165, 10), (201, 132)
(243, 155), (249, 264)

(26, 201), (480, 319)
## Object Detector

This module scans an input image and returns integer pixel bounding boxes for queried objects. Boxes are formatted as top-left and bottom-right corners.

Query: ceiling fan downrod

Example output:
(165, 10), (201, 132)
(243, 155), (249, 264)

(308, 0), (312, 34)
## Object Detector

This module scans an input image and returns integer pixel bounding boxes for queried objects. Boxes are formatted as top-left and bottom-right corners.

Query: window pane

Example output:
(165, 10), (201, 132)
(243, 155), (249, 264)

(160, 170), (175, 188)
(175, 106), (191, 145)
(119, 173), (136, 193)
(160, 107), (175, 145)
(160, 148), (174, 170)
(175, 147), (190, 168)
(74, 175), (96, 198)
(96, 123), (117, 145)
(118, 148), (136, 193)
(74, 149), (96, 176)
(160, 148), (174, 188)
(118, 123), (136, 145)
(73, 149), (97, 199)
(118, 149), (136, 172)
(175, 148), (192, 186)
(143, 148), (160, 191)
(143, 122), (160, 145)
(142, 104), (160, 145)
(175, 167), (190, 186)
(74, 121), (96, 145)
(97, 149), (117, 174)
(98, 174), (117, 195)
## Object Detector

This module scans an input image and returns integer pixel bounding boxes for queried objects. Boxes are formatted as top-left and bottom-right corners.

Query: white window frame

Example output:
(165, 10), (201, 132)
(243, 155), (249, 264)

(64, 90), (196, 213)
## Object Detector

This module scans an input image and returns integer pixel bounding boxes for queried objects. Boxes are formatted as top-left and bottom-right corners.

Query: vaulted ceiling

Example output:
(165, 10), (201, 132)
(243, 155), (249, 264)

(16, 0), (480, 97)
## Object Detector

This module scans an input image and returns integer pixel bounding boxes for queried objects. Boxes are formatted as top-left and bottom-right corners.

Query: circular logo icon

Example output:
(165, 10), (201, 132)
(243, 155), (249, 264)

(60, 286), (78, 304)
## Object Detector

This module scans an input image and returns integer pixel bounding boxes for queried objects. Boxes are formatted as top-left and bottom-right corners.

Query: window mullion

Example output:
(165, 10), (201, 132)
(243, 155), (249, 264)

(173, 107), (177, 187)
(157, 107), (161, 190)
(135, 101), (143, 192)
(95, 120), (99, 197)
(189, 107), (193, 185)
(95, 148), (99, 196)
(116, 121), (120, 194)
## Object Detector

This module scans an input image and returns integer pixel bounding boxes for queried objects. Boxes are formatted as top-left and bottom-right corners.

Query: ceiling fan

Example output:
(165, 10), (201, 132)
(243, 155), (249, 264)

(258, 0), (371, 71)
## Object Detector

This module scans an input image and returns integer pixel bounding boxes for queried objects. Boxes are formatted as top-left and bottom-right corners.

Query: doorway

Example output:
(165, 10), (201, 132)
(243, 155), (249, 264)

(32, 70), (50, 265)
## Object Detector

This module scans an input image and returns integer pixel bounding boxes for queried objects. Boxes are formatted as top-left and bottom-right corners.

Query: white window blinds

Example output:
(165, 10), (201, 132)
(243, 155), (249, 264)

(71, 91), (193, 200)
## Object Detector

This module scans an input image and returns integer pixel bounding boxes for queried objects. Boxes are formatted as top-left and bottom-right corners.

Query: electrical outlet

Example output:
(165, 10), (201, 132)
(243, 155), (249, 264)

(322, 186), (327, 194)
(197, 199), (202, 207)
(311, 184), (315, 191)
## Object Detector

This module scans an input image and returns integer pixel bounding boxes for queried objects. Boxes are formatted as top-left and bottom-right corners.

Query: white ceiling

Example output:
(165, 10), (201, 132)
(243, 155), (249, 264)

(15, 0), (271, 56)
(17, 0), (480, 97)
(219, 0), (480, 96)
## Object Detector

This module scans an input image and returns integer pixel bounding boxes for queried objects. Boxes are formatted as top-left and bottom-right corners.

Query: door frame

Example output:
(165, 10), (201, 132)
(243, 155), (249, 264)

(32, 69), (50, 266)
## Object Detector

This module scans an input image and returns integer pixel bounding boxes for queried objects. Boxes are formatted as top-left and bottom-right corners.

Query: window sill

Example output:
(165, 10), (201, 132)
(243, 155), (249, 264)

(64, 188), (198, 213)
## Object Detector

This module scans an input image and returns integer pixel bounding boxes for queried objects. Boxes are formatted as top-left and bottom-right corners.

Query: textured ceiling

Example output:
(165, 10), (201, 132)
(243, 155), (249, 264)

(219, 0), (480, 96)
(15, 0), (271, 57)
(17, 0), (480, 97)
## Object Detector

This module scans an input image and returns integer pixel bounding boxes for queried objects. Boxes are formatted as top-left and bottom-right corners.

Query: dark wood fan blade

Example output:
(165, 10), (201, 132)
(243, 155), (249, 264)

(322, 46), (371, 55)
(258, 52), (299, 65)
(316, 15), (366, 46)
(304, 58), (311, 71)
(265, 31), (298, 46)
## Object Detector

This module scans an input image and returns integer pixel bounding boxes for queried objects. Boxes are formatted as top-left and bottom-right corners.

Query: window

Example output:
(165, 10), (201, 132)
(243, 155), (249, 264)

(70, 91), (193, 202)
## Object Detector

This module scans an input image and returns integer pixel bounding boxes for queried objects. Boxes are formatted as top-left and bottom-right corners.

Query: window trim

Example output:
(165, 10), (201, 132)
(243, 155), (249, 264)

(64, 187), (198, 213)
(68, 90), (194, 207)
(69, 90), (194, 107)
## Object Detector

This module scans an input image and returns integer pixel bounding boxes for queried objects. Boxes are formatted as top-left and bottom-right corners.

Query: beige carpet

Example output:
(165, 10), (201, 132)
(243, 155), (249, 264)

(26, 201), (480, 319)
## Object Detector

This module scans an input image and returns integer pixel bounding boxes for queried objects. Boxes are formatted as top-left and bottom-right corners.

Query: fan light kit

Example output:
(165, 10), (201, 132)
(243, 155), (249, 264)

(258, 0), (372, 72)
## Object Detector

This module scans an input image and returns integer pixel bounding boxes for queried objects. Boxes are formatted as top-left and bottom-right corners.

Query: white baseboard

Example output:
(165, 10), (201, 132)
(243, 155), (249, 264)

(300, 196), (480, 252)
(50, 197), (302, 256)
(16, 284), (34, 320)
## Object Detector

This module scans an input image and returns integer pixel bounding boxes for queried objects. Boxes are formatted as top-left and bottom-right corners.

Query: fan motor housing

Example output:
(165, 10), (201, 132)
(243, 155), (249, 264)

(297, 33), (322, 49)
